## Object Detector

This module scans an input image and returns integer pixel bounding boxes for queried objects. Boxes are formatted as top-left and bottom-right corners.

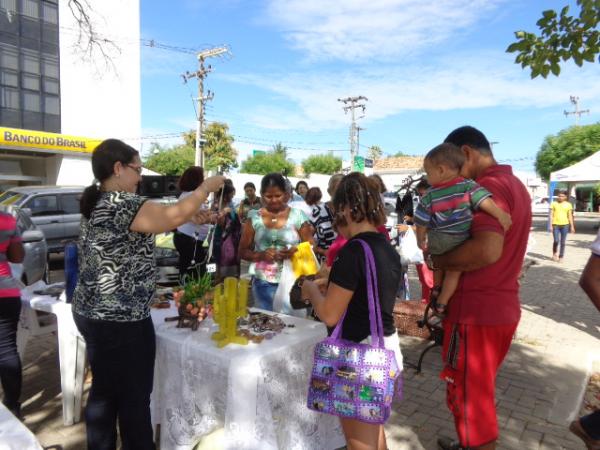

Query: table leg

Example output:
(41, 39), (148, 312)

(57, 325), (85, 426)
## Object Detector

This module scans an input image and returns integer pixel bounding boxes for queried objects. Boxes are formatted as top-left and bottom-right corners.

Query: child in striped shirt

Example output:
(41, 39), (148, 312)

(414, 143), (512, 315)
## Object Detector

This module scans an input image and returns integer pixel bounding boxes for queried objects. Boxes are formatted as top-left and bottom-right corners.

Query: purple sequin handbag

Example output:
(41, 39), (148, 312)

(307, 240), (402, 424)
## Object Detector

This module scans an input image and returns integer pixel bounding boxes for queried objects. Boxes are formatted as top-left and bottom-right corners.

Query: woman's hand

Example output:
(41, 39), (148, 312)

(199, 176), (226, 193)
(396, 224), (410, 233)
(278, 246), (297, 260)
(191, 209), (212, 225)
(262, 248), (277, 263)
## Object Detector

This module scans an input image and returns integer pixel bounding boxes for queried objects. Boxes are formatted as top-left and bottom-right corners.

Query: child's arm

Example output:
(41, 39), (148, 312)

(479, 197), (512, 232)
(415, 225), (428, 251)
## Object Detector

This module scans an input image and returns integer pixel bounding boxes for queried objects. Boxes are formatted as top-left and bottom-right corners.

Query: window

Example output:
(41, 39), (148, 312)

(43, 77), (58, 94)
(0, 44), (18, 69)
(42, 2), (57, 24)
(22, 51), (40, 74)
(21, 0), (39, 19)
(41, 57), (58, 77)
(22, 72), (40, 90)
(23, 90), (40, 111)
(26, 195), (59, 216)
(0, 86), (19, 108)
(0, 0), (17, 11)
(61, 194), (81, 215)
(0, 69), (18, 87)
(43, 94), (58, 114)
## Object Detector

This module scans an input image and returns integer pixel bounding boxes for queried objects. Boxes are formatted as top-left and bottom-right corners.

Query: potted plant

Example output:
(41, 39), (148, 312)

(172, 270), (214, 330)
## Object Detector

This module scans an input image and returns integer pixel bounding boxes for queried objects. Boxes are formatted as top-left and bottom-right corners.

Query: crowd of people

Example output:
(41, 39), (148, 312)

(0, 125), (598, 450)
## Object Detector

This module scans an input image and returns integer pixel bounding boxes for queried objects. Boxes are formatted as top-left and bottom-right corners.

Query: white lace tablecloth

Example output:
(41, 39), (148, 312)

(0, 402), (43, 450)
(150, 306), (345, 450)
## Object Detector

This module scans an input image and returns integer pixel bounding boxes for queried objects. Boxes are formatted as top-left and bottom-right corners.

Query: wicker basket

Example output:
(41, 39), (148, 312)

(393, 300), (430, 339)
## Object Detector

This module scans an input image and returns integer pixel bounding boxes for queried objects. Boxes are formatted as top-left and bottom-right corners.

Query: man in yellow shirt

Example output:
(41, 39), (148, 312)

(550, 190), (575, 262)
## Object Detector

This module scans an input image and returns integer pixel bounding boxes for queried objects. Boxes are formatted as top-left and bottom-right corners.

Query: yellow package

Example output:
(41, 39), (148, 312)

(291, 241), (319, 278)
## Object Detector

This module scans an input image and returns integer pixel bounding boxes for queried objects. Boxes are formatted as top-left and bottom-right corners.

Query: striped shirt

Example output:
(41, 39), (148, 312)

(414, 177), (491, 234)
(0, 212), (21, 298)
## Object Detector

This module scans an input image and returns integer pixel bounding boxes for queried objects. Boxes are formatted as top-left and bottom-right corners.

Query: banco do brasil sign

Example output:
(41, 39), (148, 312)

(0, 126), (102, 154)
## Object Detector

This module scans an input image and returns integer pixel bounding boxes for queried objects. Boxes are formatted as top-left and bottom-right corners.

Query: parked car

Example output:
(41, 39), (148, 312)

(1, 205), (48, 286)
(0, 186), (84, 253)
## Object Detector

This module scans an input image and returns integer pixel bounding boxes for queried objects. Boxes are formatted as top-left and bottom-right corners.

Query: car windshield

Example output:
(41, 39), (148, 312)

(0, 191), (25, 206)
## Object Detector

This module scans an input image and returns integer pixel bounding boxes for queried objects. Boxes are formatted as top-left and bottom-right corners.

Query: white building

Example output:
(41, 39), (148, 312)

(0, 0), (140, 190)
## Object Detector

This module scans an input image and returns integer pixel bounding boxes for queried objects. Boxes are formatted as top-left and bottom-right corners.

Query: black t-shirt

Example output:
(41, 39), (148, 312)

(328, 231), (401, 342)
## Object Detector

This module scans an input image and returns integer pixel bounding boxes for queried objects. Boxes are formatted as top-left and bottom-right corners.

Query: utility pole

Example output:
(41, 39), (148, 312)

(338, 96), (367, 171)
(182, 46), (229, 167)
(564, 95), (590, 126)
(356, 126), (365, 159)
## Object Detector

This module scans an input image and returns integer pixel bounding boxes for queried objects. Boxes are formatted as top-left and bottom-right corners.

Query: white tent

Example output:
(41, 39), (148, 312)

(550, 150), (600, 183)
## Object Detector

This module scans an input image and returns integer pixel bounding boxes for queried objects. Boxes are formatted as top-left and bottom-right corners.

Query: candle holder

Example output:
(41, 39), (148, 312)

(211, 277), (249, 347)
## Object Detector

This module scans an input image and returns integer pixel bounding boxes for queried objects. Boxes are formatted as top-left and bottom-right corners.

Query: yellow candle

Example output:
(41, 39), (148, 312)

(238, 278), (248, 315)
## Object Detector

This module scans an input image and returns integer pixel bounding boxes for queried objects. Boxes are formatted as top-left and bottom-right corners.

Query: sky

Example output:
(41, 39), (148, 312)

(139, 0), (600, 174)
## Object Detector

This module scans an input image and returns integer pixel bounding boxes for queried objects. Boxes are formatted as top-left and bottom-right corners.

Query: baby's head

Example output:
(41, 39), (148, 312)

(423, 143), (465, 185)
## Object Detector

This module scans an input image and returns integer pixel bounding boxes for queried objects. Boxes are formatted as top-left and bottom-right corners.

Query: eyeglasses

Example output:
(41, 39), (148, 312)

(127, 164), (143, 175)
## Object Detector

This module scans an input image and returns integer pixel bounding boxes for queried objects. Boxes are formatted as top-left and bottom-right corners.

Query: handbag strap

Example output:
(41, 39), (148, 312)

(330, 238), (385, 348)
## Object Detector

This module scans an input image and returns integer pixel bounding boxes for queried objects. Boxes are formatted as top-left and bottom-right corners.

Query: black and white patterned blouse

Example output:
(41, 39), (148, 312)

(310, 202), (337, 251)
(72, 191), (156, 322)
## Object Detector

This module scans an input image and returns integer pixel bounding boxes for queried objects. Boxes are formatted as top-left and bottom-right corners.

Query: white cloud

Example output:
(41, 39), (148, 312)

(220, 52), (600, 131)
(265, 0), (505, 61)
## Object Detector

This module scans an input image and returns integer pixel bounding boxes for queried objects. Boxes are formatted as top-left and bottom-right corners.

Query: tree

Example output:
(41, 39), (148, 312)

(507, 1), (600, 78)
(143, 142), (194, 176)
(241, 152), (295, 175)
(183, 122), (238, 173)
(301, 154), (343, 175)
(390, 150), (406, 157)
(272, 142), (288, 159)
(535, 123), (600, 180)
(367, 145), (383, 160)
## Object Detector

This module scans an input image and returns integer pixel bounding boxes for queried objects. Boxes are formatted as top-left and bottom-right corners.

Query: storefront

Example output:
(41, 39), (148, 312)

(0, 126), (101, 191)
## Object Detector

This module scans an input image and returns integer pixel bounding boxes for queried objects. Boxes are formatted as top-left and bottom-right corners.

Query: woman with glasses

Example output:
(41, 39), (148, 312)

(73, 139), (224, 450)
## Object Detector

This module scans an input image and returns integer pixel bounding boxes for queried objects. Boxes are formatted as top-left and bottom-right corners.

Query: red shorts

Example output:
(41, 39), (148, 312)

(440, 321), (518, 448)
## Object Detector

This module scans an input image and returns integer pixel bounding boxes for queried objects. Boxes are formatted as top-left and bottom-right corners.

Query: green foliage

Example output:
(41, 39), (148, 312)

(391, 150), (406, 157)
(181, 270), (213, 304)
(241, 151), (296, 175)
(507, 1), (600, 78)
(535, 123), (600, 179)
(301, 154), (343, 175)
(143, 142), (194, 175)
(182, 122), (238, 172)
(367, 145), (383, 160)
(272, 142), (288, 159)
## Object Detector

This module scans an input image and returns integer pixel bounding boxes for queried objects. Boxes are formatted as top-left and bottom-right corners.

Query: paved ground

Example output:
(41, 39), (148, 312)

(9, 215), (600, 449)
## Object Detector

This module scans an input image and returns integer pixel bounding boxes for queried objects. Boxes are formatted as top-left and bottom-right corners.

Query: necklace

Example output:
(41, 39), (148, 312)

(266, 208), (285, 224)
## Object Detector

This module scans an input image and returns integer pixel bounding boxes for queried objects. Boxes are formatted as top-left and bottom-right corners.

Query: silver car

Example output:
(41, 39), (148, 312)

(0, 186), (84, 254)
(1, 206), (48, 286)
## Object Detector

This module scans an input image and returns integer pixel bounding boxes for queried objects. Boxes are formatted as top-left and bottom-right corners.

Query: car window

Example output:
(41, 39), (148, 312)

(26, 195), (59, 216)
(15, 211), (34, 234)
(61, 193), (81, 214)
(0, 192), (25, 206)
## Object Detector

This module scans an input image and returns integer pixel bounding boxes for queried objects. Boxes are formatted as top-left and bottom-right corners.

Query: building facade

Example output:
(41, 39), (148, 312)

(0, 0), (140, 190)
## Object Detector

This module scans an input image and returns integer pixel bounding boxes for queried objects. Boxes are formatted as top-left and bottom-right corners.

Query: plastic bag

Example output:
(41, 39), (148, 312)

(398, 227), (424, 265)
(273, 259), (307, 318)
(291, 241), (319, 278)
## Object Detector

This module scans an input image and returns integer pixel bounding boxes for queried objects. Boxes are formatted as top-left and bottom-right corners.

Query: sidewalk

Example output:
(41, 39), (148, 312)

(10, 217), (600, 449)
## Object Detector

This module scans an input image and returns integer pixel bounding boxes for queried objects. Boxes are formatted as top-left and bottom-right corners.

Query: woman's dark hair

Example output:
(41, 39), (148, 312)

(178, 166), (204, 191)
(295, 180), (308, 193)
(425, 143), (465, 171)
(260, 173), (287, 194)
(332, 172), (386, 228)
(80, 139), (139, 219)
(368, 174), (387, 193)
(243, 182), (256, 190)
(216, 179), (235, 204)
(305, 187), (322, 206)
